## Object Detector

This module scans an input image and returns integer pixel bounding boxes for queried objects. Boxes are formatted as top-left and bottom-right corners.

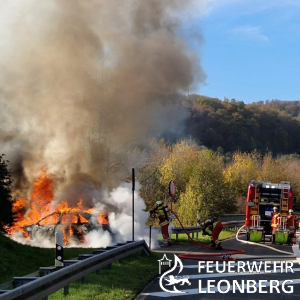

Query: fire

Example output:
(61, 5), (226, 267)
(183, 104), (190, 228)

(97, 212), (109, 225)
(28, 169), (54, 223)
(9, 169), (109, 245)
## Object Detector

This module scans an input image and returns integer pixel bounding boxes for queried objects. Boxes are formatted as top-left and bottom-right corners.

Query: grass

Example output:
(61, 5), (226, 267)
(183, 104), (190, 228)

(0, 233), (97, 284)
(49, 252), (167, 300)
(0, 229), (237, 299)
(0, 233), (168, 299)
(157, 228), (237, 244)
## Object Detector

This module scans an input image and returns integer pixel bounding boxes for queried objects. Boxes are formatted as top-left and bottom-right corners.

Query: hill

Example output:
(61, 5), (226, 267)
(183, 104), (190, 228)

(183, 96), (300, 154)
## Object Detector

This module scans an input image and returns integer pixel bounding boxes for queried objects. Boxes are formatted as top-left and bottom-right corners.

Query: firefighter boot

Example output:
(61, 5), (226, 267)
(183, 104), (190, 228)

(272, 234), (276, 244)
(216, 244), (223, 250)
(287, 233), (294, 246)
(210, 241), (216, 248)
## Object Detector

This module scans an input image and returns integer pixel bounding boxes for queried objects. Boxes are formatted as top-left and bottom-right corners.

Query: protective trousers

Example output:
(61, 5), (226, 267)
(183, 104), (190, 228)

(161, 224), (170, 245)
(212, 222), (223, 247)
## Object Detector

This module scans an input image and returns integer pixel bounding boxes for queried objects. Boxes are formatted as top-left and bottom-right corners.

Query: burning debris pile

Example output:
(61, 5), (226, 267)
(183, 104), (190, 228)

(10, 169), (109, 245)
(9, 169), (149, 248)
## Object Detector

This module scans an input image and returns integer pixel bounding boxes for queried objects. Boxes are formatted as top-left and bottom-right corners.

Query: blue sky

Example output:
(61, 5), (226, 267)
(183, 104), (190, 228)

(190, 0), (300, 103)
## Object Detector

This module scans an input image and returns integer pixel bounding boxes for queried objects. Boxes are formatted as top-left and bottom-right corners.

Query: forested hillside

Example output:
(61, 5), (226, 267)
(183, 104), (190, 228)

(138, 96), (300, 226)
(184, 96), (300, 155)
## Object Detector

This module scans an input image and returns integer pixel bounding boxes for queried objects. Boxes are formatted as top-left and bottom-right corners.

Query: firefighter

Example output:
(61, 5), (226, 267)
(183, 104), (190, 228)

(151, 201), (171, 246)
(271, 206), (281, 244)
(287, 209), (299, 245)
(201, 218), (224, 250)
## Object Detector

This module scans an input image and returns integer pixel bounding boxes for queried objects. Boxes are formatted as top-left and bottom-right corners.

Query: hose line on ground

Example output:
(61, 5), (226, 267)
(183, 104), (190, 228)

(236, 225), (296, 257)
(170, 210), (245, 261)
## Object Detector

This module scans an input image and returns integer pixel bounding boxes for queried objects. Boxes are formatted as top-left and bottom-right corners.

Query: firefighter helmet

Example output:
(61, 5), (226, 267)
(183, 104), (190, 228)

(155, 201), (162, 207)
(289, 209), (293, 213)
(273, 206), (278, 211)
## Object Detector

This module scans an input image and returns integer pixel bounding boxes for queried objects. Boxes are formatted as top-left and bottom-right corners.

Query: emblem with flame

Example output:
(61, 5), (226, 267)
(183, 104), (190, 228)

(159, 254), (191, 294)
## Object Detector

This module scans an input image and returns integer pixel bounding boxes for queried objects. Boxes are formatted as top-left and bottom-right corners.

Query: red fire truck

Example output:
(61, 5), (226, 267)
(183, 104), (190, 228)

(245, 180), (296, 242)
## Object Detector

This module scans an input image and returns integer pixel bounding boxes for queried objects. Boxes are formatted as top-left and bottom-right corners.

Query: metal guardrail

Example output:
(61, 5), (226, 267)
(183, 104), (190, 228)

(0, 240), (150, 300)
(172, 221), (245, 240)
(219, 214), (245, 222)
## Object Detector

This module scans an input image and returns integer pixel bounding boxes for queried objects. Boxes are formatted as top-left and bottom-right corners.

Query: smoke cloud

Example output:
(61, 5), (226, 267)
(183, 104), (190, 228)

(1, 0), (205, 247)
(0, 0), (205, 190)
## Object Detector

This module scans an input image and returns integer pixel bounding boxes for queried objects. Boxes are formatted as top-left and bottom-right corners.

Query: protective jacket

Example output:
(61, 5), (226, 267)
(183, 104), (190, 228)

(201, 219), (214, 236)
(201, 219), (223, 248)
(156, 205), (170, 227)
(287, 214), (299, 231)
(271, 212), (281, 232)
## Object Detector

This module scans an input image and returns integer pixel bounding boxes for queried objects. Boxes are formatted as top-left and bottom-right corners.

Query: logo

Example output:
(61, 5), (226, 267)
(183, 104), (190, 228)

(159, 254), (191, 294)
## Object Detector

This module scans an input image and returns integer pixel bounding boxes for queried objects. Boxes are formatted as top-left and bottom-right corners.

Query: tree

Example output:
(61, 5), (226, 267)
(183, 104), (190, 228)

(158, 140), (198, 202)
(224, 151), (261, 199)
(177, 149), (237, 226)
(0, 154), (13, 232)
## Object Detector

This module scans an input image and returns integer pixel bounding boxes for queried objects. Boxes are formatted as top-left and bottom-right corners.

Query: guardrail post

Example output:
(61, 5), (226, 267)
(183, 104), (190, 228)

(64, 285), (69, 295)
(55, 231), (64, 267)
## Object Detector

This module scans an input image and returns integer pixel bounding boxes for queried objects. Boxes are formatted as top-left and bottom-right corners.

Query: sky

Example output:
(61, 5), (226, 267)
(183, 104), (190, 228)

(190, 0), (300, 103)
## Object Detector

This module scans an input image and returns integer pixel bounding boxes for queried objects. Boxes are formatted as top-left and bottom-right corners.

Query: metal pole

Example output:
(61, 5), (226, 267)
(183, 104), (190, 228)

(132, 168), (135, 241)
(55, 231), (64, 267)
(149, 225), (152, 250)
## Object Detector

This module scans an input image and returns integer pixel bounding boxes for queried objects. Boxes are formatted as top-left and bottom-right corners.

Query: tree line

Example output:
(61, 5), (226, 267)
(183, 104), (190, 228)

(139, 140), (300, 226)
(184, 96), (300, 155)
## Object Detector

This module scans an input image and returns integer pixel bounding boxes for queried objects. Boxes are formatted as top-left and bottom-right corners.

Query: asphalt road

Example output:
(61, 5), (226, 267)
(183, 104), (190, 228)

(136, 236), (300, 299)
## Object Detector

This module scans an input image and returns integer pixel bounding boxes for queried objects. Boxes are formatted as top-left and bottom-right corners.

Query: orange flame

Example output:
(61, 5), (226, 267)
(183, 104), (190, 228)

(9, 169), (109, 245)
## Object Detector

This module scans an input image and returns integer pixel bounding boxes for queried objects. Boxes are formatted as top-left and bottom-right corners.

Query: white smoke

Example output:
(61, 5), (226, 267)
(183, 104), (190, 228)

(11, 182), (158, 249)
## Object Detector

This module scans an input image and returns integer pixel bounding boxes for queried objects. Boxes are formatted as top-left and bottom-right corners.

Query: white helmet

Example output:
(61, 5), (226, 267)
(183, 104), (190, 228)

(273, 207), (278, 211)
(155, 201), (162, 207)
(289, 209), (293, 213)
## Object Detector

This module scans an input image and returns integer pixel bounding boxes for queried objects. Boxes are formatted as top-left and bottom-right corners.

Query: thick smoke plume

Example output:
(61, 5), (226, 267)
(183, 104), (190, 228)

(0, 1), (204, 243)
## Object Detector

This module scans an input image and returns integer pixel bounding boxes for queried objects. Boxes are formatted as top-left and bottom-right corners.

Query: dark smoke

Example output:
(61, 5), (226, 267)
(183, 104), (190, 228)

(0, 0), (205, 201)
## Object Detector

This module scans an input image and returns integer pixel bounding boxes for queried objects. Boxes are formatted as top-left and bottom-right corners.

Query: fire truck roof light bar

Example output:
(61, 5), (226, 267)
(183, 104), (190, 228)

(251, 180), (291, 189)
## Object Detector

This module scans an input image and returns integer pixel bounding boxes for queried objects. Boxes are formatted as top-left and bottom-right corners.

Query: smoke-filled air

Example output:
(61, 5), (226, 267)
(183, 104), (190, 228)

(0, 0), (205, 247)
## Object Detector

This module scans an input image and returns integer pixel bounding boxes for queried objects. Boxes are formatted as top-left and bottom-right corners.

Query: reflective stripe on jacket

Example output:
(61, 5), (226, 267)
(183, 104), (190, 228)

(156, 205), (169, 227)
(271, 213), (281, 228)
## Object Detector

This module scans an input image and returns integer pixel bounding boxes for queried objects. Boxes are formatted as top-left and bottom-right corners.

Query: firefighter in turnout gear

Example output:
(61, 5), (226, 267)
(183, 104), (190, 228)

(271, 206), (281, 244)
(286, 209), (299, 245)
(151, 201), (171, 246)
(201, 218), (223, 250)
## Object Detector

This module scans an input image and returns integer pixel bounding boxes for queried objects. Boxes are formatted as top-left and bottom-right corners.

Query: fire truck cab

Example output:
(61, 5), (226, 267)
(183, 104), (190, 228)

(245, 180), (295, 242)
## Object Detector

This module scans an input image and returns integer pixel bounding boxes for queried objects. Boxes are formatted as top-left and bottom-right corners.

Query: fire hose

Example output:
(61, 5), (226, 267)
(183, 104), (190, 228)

(170, 210), (245, 261)
(236, 225), (296, 258)
(171, 210), (297, 261)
